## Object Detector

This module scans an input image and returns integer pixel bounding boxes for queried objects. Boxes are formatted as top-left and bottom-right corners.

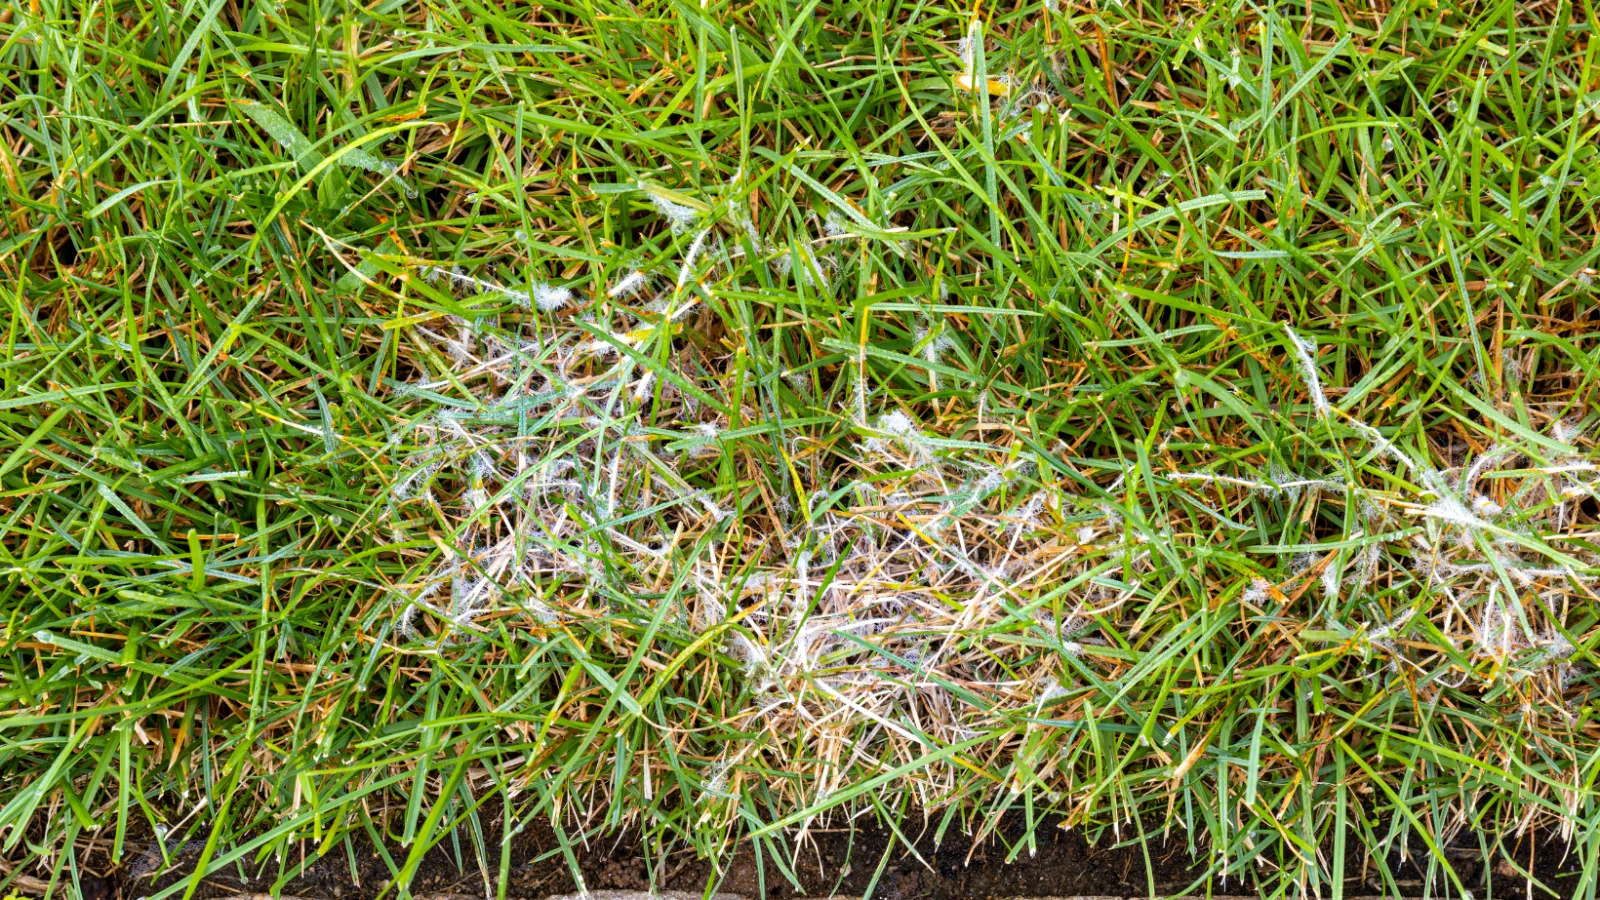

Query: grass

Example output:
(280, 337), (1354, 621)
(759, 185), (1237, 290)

(3, 0), (1600, 897)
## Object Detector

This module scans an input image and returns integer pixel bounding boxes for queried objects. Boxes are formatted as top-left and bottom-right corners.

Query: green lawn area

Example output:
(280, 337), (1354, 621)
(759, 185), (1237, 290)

(3, 0), (1600, 896)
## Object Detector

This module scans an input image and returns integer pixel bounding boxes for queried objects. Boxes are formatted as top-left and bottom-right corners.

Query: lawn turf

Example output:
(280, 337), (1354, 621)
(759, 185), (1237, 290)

(4, 0), (1600, 897)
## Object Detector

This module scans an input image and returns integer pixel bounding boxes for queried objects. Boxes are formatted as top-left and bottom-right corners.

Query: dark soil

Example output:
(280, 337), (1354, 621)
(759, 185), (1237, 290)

(36, 805), (1585, 900)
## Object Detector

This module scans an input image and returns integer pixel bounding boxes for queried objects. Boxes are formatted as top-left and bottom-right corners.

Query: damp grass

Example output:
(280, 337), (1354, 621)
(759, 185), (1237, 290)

(4, 1), (1600, 899)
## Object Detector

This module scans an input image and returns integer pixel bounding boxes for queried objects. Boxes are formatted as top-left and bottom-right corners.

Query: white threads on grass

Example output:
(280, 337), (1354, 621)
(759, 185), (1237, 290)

(1421, 496), (1490, 531)
(608, 270), (647, 298)
(915, 323), (956, 371)
(1320, 563), (1340, 601)
(419, 264), (574, 312)
(1364, 608), (1414, 657)
(1284, 324), (1329, 418)
(648, 193), (700, 232)
(372, 168), (1600, 846)
(954, 19), (986, 90)
(1241, 577), (1272, 605)
(862, 410), (934, 463)
(677, 229), (713, 288)
(532, 283), (572, 312)
(1167, 469), (1341, 497)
